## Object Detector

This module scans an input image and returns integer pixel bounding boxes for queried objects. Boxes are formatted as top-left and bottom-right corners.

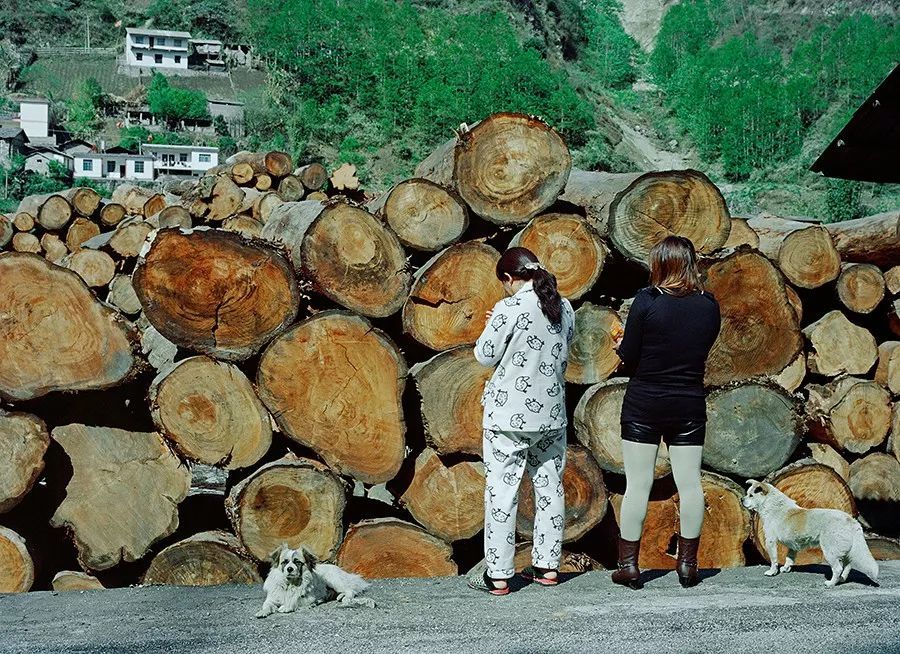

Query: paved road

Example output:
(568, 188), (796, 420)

(2, 562), (898, 654)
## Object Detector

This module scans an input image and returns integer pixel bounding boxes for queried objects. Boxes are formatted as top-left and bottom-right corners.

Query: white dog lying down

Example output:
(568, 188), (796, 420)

(256, 545), (376, 618)
(742, 480), (879, 587)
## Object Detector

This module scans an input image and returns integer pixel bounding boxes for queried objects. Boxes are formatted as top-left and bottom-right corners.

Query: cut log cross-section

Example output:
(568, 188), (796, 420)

(702, 249), (803, 386)
(807, 442), (850, 481)
(565, 303), (622, 385)
(17, 192), (73, 230)
(11, 233), (41, 253)
(50, 424), (190, 571)
(61, 187), (101, 218)
(40, 233), (68, 263)
(277, 175), (305, 202)
(150, 356), (272, 469)
(112, 184), (165, 217)
(399, 449), (484, 542)
(723, 217), (759, 249)
(837, 263), (886, 314)
(143, 531), (263, 587)
(403, 241), (505, 351)
(410, 347), (493, 456)
(65, 217), (101, 251)
(64, 249), (116, 288)
(849, 453), (900, 503)
(98, 201), (127, 227)
(336, 518), (457, 579)
(803, 310), (878, 377)
(0, 411), (49, 513)
(0, 253), (139, 401)
(509, 213), (607, 300)
(295, 163), (329, 191)
(133, 228), (300, 361)
(416, 112), (571, 225)
(807, 377), (892, 454)
(108, 275), (142, 315)
(262, 200), (411, 317)
(0, 526), (34, 593)
(109, 218), (154, 258)
(257, 311), (407, 484)
(52, 571), (105, 592)
(875, 341), (900, 395)
(748, 217), (841, 289)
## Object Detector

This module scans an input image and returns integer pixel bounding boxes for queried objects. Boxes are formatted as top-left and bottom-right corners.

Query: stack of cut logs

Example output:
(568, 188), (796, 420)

(1, 112), (899, 594)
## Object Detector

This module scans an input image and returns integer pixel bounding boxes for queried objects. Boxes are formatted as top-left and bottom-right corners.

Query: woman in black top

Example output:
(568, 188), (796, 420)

(612, 236), (721, 590)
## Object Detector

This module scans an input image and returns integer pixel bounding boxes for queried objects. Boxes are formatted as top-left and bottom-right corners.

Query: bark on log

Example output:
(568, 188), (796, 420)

(262, 200), (411, 318)
(0, 214), (12, 247)
(64, 249), (116, 288)
(770, 352), (806, 394)
(109, 218), (153, 258)
(257, 311), (407, 484)
(368, 178), (469, 252)
(150, 356), (271, 469)
(295, 163), (328, 191)
(867, 535), (900, 560)
(752, 459), (856, 565)
(98, 201), (127, 227)
(849, 453), (900, 503)
(704, 382), (803, 479)
(336, 518), (457, 578)
(723, 217), (759, 249)
(277, 174), (304, 202)
(409, 346), (493, 456)
(416, 113), (571, 226)
(229, 151), (293, 178)
(559, 169), (730, 264)
(837, 263), (886, 314)
(111, 184), (165, 217)
(65, 217), (101, 251)
(133, 228), (300, 361)
(885, 266), (900, 296)
(564, 302), (622, 385)
(50, 424), (190, 571)
(143, 531), (262, 587)
(875, 342), (900, 395)
(0, 253), (139, 401)
(226, 456), (346, 562)
(0, 411), (49, 513)
(747, 217), (840, 289)
(807, 443), (850, 482)
(509, 213), (607, 299)
(13, 211), (34, 231)
(468, 542), (603, 577)
(60, 187), (101, 218)
(892, 404), (900, 463)
(825, 210), (900, 268)
(18, 192), (72, 230)
(802, 310), (878, 377)
(785, 285), (803, 324)
(0, 526), (33, 593)
(51, 571), (104, 591)
(807, 377), (892, 454)
(40, 233), (68, 263)
(702, 250), (802, 386)
(107, 274), (142, 315)
(403, 241), (504, 351)
(12, 232), (41, 253)
(517, 444), (607, 542)
(574, 379), (671, 478)
(399, 448), (484, 542)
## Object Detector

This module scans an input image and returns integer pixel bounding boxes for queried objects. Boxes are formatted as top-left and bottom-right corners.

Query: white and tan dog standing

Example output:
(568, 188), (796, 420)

(256, 545), (376, 618)
(742, 480), (879, 587)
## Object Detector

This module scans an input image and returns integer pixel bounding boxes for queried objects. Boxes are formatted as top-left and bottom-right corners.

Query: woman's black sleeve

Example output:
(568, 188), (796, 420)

(618, 291), (649, 376)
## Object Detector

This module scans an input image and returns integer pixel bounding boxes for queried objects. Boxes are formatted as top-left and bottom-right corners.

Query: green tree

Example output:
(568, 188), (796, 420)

(66, 77), (104, 138)
(146, 73), (209, 128)
(582, 0), (639, 89)
(650, 0), (718, 84)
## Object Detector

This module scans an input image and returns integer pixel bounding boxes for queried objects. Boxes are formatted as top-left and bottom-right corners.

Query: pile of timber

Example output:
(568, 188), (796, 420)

(1, 112), (899, 593)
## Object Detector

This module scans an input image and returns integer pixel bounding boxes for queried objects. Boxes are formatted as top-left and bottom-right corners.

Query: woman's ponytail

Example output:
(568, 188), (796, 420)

(496, 247), (564, 325)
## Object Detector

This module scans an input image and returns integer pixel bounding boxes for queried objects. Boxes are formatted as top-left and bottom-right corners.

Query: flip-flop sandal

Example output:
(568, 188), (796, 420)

(467, 571), (510, 596)
(521, 566), (559, 586)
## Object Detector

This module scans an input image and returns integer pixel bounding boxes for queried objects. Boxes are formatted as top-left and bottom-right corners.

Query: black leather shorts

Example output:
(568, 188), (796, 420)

(621, 420), (706, 447)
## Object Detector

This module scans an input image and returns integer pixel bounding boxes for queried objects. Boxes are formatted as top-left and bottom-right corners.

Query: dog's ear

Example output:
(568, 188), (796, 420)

(745, 479), (758, 486)
(300, 546), (318, 571)
(268, 543), (285, 567)
(758, 483), (771, 495)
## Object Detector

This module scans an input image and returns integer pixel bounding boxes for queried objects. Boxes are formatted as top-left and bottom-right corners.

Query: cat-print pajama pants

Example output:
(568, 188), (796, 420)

(483, 428), (567, 579)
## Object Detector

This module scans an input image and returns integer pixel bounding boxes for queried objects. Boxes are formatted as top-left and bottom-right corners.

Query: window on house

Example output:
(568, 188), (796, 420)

(134, 35), (144, 44)
(158, 38), (166, 46)
(134, 161), (145, 174)
(82, 159), (93, 172)
(199, 153), (211, 163)
(179, 153), (188, 163)
(136, 52), (143, 61)
(155, 54), (163, 64)
(107, 160), (116, 173)
(174, 56), (181, 64)
(174, 39), (182, 47)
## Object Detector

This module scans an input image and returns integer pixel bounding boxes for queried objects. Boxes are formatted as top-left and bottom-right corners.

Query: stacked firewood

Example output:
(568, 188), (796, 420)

(1, 112), (899, 594)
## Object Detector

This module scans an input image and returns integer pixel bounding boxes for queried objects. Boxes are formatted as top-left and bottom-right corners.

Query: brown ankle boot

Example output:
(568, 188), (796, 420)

(676, 536), (700, 588)
(611, 538), (642, 589)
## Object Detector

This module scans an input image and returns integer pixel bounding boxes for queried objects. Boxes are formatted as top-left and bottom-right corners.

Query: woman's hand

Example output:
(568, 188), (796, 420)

(485, 309), (493, 325)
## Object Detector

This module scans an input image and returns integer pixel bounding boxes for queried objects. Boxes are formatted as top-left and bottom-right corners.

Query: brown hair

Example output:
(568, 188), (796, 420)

(496, 247), (563, 325)
(648, 236), (703, 296)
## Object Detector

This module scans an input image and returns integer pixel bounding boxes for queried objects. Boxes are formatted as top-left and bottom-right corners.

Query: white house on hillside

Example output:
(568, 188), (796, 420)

(74, 152), (155, 181)
(125, 28), (190, 69)
(72, 144), (218, 181)
(141, 143), (218, 176)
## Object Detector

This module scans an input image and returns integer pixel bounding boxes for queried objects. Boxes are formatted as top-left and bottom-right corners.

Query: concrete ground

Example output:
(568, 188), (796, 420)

(2, 562), (898, 654)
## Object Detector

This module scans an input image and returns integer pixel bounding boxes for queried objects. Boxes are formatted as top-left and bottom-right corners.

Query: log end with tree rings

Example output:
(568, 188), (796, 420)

(849, 453), (900, 503)
(64, 187), (101, 218)
(98, 201), (127, 227)
(884, 265), (900, 296)
(803, 310), (878, 377)
(107, 274), (142, 315)
(133, 228), (300, 362)
(690, 472), (752, 568)
(296, 163), (329, 191)
(150, 356), (272, 469)
(257, 311), (407, 484)
(0, 526), (34, 593)
(13, 211), (35, 231)
(565, 303), (622, 385)
(450, 112), (571, 225)
(608, 169), (731, 266)
(837, 263), (886, 314)
(40, 233), (68, 263)
(264, 150), (293, 178)
(64, 249), (116, 288)
(702, 249), (803, 386)
(0, 253), (139, 402)
(574, 379), (671, 479)
(704, 382), (803, 479)
(65, 217), (101, 251)
(807, 377), (892, 455)
(399, 449), (484, 542)
(751, 459), (856, 566)
(277, 174), (305, 202)
(374, 178), (469, 252)
(517, 444), (607, 543)
(0, 411), (49, 513)
(50, 424), (191, 571)
(723, 217), (759, 249)
(226, 456), (346, 563)
(51, 571), (105, 592)
(110, 219), (154, 258)
(403, 241), (504, 351)
(776, 225), (841, 289)
(37, 194), (73, 230)
(155, 205), (193, 230)
(143, 531), (262, 587)
(510, 213), (607, 300)
(12, 232), (41, 253)
(410, 347), (493, 457)
(336, 518), (457, 579)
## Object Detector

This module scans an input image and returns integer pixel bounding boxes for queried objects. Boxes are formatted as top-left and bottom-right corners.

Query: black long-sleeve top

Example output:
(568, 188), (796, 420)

(618, 287), (721, 424)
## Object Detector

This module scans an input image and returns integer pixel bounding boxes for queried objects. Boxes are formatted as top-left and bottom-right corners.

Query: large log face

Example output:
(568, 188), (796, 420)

(565, 303), (622, 385)
(0, 526), (33, 593)
(143, 531), (262, 587)
(336, 518), (457, 578)
(849, 453), (900, 503)
(0, 253), (139, 401)
(133, 228), (300, 362)
(374, 179), (469, 252)
(836, 263), (886, 314)
(0, 411), (49, 513)
(803, 311), (878, 377)
(403, 241), (505, 351)
(257, 311), (407, 484)
(807, 378), (891, 455)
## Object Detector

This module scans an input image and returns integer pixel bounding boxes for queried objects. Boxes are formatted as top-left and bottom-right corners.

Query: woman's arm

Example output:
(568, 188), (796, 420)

(474, 300), (515, 367)
(617, 291), (650, 375)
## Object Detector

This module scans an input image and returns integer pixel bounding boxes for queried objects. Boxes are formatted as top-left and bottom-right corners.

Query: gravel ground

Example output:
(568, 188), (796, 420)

(1, 562), (898, 654)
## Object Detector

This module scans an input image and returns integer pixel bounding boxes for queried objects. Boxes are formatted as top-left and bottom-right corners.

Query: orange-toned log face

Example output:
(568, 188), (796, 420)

(336, 519), (457, 578)
(133, 229), (299, 361)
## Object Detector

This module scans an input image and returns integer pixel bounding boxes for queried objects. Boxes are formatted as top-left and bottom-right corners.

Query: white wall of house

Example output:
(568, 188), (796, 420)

(20, 101), (49, 139)
(24, 151), (70, 174)
(75, 156), (103, 179)
(125, 29), (190, 69)
(142, 145), (218, 175)
(126, 158), (155, 180)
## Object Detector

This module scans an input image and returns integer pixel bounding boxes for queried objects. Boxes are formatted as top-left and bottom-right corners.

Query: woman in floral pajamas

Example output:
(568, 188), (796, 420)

(468, 247), (575, 595)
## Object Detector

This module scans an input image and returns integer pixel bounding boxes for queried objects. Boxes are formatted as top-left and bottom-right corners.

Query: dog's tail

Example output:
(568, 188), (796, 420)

(316, 563), (370, 596)
(849, 524), (879, 584)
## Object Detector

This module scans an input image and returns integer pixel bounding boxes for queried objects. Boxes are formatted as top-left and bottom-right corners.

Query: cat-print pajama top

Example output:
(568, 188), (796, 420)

(474, 282), (575, 432)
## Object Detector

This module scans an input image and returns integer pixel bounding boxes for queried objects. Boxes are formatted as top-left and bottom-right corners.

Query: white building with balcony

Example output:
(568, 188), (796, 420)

(125, 28), (190, 69)
(74, 153), (155, 181)
(141, 144), (218, 177)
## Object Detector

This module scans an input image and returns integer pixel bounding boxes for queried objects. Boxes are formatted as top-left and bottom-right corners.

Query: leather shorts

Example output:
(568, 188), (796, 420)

(621, 420), (706, 447)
